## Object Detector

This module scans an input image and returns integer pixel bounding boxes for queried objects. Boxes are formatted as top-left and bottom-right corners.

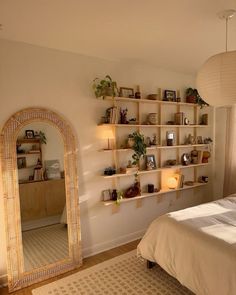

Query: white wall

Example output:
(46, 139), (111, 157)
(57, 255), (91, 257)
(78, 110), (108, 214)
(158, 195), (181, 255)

(0, 39), (212, 283)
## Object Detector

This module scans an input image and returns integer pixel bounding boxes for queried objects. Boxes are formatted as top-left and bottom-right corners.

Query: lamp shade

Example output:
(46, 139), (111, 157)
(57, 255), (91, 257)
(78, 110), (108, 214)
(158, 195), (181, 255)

(167, 177), (178, 189)
(196, 50), (236, 106)
(101, 128), (114, 139)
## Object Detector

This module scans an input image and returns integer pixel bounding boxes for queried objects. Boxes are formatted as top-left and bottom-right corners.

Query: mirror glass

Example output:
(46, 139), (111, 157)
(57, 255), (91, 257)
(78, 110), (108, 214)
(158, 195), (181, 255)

(16, 122), (69, 271)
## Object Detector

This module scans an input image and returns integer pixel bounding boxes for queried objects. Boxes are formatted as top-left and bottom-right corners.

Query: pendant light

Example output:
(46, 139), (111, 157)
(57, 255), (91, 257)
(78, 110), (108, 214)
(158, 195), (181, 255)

(196, 9), (236, 106)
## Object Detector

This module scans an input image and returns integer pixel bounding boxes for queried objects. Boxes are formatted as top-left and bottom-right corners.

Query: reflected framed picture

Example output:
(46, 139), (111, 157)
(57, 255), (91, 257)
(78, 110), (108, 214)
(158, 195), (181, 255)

(119, 87), (134, 98)
(17, 157), (26, 169)
(146, 154), (157, 170)
(25, 130), (34, 139)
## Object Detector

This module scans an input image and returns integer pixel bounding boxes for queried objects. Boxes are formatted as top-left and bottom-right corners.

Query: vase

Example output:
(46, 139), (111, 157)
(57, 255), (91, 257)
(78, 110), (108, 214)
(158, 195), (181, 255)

(148, 113), (158, 125)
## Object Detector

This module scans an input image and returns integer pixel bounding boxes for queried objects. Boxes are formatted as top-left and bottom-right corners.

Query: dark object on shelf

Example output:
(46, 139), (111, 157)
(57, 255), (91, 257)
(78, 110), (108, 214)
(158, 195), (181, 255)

(135, 85), (141, 99)
(167, 121), (175, 125)
(25, 130), (34, 139)
(104, 167), (116, 176)
(166, 131), (175, 146)
(146, 154), (157, 170)
(166, 159), (177, 166)
(184, 181), (194, 186)
(17, 157), (26, 169)
(185, 88), (209, 108)
(175, 112), (184, 125)
(125, 181), (141, 198)
(120, 108), (129, 124)
(201, 114), (208, 125)
(111, 189), (118, 201)
(204, 137), (213, 144)
(163, 90), (176, 101)
(198, 176), (209, 183)
(148, 184), (154, 193)
(181, 153), (191, 165)
(176, 97), (181, 102)
(147, 94), (158, 100)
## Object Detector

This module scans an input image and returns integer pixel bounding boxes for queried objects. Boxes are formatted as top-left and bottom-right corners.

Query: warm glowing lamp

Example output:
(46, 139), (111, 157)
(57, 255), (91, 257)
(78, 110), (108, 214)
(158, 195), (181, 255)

(101, 128), (114, 150)
(167, 177), (178, 189)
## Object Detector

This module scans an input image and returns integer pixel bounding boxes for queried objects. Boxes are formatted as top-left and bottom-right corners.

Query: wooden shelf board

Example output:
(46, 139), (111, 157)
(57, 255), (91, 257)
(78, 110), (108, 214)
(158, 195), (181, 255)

(98, 123), (209, 128)
(103, 163), (210, 178)
(100, 144), (208, 152)
(17, 152), (41, 157)
(103, 182), (208, 206)
(17, 138), (41, 144)
(102, 96), (200, 107)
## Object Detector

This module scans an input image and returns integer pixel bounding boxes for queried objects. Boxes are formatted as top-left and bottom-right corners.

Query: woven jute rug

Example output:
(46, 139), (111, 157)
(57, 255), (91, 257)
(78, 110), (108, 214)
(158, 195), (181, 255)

(32, 250), (193, 295)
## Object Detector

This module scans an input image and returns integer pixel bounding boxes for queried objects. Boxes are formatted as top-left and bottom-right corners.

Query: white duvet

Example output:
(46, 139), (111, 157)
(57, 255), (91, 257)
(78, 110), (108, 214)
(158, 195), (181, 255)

(137, 196), (236, 295)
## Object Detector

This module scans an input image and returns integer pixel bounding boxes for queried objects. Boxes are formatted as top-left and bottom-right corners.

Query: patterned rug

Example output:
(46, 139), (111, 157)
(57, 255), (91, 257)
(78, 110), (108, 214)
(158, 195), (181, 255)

(32, 250), (193, 295)
(23, 224), (68, 271)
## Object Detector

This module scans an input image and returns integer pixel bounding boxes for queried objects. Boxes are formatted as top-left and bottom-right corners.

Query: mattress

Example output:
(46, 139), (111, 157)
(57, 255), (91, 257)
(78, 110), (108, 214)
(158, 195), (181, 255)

(137, 196), (236, 295)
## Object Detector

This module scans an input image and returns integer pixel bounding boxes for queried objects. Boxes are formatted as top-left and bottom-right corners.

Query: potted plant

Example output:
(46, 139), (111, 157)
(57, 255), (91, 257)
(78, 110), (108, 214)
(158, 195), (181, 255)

(126, 132), (146, 172)
(93, 75), (118, 98)
(186, 88), (209, 108)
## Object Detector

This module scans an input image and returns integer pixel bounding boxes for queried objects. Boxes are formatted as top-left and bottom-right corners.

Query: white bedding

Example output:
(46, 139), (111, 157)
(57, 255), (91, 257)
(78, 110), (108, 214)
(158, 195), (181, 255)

(137, 196), (236, 295)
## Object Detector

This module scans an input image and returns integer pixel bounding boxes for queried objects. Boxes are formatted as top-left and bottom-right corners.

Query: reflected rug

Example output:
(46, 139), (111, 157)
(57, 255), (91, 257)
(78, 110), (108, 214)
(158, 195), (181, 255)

(32, 250), (193, 295)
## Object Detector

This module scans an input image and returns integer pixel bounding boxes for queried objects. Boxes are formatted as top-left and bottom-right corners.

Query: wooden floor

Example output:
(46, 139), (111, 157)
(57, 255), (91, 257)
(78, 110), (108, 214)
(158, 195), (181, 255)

(2, 239), (140, 295)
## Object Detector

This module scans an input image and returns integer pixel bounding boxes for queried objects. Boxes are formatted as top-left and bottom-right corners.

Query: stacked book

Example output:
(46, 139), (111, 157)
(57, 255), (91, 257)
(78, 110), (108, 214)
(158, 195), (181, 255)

(106, 107), (119, 124)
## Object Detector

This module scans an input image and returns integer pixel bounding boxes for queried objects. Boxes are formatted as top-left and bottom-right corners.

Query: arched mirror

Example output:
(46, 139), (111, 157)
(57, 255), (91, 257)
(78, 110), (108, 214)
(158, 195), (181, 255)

(0, 108), (82, 292)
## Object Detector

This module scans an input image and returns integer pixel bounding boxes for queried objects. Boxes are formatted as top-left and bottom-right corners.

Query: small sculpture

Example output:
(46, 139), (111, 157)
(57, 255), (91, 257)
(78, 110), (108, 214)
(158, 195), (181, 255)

(125, 181), (141, 198)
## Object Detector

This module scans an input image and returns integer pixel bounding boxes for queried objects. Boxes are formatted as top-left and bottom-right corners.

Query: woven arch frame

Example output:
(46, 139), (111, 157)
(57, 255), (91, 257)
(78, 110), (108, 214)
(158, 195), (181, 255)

(0, 108), (82, 292)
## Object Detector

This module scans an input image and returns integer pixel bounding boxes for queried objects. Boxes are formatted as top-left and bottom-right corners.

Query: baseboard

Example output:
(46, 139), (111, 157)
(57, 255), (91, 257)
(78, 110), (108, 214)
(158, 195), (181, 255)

(0, 274), (8, 288)
(22, 215), (61, 231)
(82, 229), (146, 258)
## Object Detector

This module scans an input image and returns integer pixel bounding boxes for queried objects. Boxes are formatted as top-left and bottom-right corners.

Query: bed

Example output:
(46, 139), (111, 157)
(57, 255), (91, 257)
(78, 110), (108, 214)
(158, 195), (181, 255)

(137, 196), (236, 295)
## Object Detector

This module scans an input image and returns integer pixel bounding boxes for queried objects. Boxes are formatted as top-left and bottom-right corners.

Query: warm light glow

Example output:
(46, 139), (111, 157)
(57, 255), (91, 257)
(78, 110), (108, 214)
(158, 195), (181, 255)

(101, 128), (114, 139)
(167, 177), (178, 189)
(197, 51), (236, 106)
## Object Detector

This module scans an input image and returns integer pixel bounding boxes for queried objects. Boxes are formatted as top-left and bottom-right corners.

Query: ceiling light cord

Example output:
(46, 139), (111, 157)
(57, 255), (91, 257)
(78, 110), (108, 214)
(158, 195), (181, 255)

(226, 17), (228, 52)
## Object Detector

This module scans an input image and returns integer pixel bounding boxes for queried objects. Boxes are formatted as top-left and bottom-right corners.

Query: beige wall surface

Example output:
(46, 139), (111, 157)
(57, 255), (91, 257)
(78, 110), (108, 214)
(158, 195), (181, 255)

(0, 39), (213, 282)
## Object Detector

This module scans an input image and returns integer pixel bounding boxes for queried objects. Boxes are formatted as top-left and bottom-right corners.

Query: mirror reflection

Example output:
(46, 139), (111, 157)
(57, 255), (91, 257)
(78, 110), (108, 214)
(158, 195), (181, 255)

(16, 122), (68, 271)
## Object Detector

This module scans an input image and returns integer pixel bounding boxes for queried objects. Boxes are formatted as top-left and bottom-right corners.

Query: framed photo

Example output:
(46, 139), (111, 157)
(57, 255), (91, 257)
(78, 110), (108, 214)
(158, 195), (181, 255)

(119, 87), (134, 98)
(45, 159), (61, 179)
(146, 154), (157, 170)
(25, 130), (34, 139)
(164, 90), (176, 101)
(17, 157), (26, 169)
(102, 189), (111, 201)
(166, 131), (175, 146)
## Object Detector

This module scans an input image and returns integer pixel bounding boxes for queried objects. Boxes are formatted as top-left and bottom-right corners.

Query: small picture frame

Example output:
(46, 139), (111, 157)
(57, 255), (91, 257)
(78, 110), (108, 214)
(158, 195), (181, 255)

(119, 87), (134, 98)
(166, 131), (175, 146)
(102, 189), (111, 201)
(197, 136), (203, 144)
(25, 130), (34, 139)
(146, 154), (157, 170)
(17, 157), (26, 169)
(164, 90), (176, 101)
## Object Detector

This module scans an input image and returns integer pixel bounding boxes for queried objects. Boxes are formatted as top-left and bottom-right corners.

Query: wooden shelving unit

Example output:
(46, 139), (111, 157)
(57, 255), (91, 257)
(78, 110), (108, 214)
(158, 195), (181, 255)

(99, 90), (212, 207)
(103, 182), (207, 206)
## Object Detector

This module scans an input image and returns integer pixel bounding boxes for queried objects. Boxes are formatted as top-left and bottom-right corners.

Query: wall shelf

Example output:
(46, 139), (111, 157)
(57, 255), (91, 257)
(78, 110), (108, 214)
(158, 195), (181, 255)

(101, 96), (200, 107)
(98, 87), (213, 208)
(103, 182), (208, 206)
(100, 144), (209, 152)
(103, 163), (210, 179)
(98, 123), (209, 128)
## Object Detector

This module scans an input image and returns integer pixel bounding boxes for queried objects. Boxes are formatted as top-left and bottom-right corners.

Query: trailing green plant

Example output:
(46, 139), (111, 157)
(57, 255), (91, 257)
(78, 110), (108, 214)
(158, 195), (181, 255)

(129, 131), (146, 165)
(39, 131), (47, 144)
(92, 75), (118, 98)
(186, 88), (209, 108)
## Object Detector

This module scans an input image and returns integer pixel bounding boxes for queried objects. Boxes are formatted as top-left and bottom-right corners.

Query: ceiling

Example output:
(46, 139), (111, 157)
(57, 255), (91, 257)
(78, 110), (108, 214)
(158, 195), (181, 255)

(1, 0), (236, 74)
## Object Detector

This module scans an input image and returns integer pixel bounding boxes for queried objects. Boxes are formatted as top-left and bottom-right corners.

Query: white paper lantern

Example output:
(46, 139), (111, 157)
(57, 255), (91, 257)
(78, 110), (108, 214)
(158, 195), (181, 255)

(196, 50), (236, 107)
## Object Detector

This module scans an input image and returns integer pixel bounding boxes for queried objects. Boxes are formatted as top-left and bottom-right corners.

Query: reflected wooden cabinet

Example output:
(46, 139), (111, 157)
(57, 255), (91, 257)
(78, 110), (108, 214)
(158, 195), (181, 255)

(19, 179), (66, 222)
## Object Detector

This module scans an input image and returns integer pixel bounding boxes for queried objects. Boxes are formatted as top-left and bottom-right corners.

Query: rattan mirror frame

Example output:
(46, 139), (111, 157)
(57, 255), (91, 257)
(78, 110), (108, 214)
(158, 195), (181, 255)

(0, 107), (82, 292)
